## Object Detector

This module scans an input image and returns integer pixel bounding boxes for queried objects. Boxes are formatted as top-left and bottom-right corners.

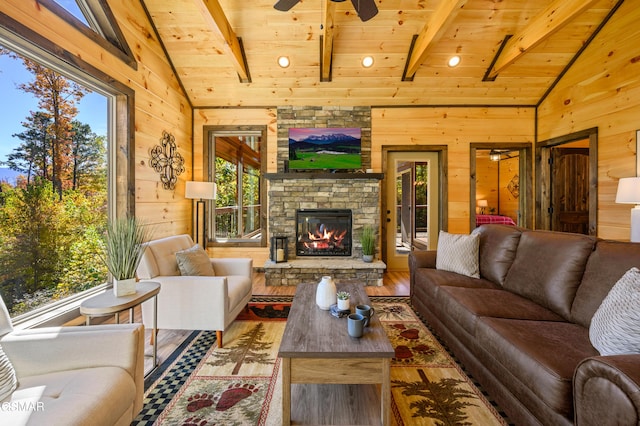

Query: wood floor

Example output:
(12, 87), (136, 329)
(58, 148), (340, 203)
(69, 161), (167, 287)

(142, 271), (410, 375)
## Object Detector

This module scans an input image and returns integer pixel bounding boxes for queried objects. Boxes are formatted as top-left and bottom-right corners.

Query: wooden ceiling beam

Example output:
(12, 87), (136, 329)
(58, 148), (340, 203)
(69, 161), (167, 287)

(403, 0), (467, 80)
(320, 0), (337, 82)
(487, 0), (600, 79)
(194, 0), (251, 83)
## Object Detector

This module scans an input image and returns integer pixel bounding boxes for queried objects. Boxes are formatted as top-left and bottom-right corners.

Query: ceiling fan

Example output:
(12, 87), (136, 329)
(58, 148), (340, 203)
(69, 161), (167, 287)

(274, 0), (378, 22)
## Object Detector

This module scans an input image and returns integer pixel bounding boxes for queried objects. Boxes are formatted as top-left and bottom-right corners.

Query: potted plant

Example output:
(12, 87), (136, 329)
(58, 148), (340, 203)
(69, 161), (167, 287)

(101, 216), (150, 297)
(360, 225), (376, 263)
(337, 291), (350, 311)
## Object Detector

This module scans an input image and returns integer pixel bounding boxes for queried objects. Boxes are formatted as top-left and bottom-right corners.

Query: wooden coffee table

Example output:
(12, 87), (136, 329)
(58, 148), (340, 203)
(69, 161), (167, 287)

(278, 281), (394, 425)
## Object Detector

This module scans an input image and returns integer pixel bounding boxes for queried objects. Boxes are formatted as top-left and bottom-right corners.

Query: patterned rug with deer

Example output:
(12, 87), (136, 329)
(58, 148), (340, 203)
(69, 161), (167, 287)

(134, 299), (508, 425)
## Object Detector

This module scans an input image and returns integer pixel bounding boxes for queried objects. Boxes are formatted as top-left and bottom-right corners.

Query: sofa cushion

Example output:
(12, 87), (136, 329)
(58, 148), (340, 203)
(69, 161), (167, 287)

(436, 231), (480, 278)
(176, 245), (215, 276)
(437, 287), (565, 336)
(0, 366), (135, 426)
(475, 224), (522, 286)
(589, 267), (640, 355)
(413, 268), (499, 302)
(503, 230), (596, 319)
(476, 317), (599, 418)
(0, 345), (16, 402)
(572, 240), (640, 328)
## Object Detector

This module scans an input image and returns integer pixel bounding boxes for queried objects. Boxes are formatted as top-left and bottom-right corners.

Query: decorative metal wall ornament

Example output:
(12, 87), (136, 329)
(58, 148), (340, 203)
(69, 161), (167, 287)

(507, 174), (520, 199)
(150, 131), (185, 190)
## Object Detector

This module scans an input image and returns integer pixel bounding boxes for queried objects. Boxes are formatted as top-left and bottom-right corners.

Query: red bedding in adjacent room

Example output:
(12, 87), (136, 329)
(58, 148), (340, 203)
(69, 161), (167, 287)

(476, 214), (516, 226)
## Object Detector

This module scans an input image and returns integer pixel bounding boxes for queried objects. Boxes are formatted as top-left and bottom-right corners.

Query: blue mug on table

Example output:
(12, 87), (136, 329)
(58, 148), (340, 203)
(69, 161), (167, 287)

(355, 304), (374, 326)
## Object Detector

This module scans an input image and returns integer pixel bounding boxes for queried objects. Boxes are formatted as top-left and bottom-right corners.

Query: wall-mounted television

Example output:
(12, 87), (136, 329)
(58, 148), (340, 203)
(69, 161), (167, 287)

(288, 127), (362, 171)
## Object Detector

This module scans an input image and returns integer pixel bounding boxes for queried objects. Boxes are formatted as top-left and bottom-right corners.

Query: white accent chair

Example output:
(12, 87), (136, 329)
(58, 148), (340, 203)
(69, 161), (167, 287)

(136, 234), (253, 348)
(0, 295), (144, 426)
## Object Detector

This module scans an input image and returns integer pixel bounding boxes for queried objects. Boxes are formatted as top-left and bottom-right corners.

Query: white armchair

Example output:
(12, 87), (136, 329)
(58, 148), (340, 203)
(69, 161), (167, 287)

(136, 234), (253, 348)
(0, 296), (144, 426)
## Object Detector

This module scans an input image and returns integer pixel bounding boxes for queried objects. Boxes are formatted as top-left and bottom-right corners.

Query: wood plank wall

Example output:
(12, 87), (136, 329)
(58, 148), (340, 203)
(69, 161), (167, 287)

(2, 0), (193, 240)
(371, 107), (534, 233)
(538, 0), (640, 240)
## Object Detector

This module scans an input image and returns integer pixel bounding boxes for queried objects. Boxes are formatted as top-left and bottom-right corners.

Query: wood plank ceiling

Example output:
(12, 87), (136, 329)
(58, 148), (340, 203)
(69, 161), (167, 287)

(142, 0), (620, 107)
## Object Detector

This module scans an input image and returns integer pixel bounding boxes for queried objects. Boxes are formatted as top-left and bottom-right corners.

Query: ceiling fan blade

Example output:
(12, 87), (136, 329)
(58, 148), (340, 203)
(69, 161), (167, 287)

(350, 0), (378, 22)
(274, 0), (301, 11)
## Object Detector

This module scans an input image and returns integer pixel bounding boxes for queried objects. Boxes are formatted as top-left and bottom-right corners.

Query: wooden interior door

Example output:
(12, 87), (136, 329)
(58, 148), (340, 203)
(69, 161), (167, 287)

(551, 148), (589, 234)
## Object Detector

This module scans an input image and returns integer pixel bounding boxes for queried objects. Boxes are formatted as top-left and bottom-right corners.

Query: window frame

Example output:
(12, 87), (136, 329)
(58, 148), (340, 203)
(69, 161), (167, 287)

(0, 12), (135, 326)
(204, 125), (267, 248)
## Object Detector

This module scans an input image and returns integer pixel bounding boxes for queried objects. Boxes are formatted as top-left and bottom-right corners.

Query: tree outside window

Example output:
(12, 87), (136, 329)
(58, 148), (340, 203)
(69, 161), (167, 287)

(0, 48), (108, 316)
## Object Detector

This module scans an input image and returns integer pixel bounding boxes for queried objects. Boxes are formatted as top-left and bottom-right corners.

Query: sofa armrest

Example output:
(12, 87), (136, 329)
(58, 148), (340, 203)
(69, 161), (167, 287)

(574, 355), (640, 426)
(408, 250), (437, 298)
(408, 250), (437, 270)
(211, 258), (253, 278)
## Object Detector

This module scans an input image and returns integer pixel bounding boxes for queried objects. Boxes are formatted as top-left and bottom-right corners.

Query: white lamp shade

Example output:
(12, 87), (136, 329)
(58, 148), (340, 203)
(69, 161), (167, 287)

(477, 199), (488, 207)
(616, 177), (640, 204)
(185, 181), (216, 200)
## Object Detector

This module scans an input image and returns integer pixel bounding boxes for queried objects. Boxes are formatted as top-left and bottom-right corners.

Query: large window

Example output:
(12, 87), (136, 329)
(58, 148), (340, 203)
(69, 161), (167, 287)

(0, 47), (109, 317)
(208, 129), (265, 247)
(0, 4), (134, 321)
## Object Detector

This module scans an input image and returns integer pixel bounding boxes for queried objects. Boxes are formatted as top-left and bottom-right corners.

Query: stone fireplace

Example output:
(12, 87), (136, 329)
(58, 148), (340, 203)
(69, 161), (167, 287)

(262, 105), (384, 286)
(264, 173), (385, 286)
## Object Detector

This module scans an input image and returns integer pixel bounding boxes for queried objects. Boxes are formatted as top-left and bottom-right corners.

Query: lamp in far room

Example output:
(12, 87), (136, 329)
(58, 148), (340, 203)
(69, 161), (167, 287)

(477, 199), (488, 215)
(616, 177), (640, 242)
(185, 181), (216, 248)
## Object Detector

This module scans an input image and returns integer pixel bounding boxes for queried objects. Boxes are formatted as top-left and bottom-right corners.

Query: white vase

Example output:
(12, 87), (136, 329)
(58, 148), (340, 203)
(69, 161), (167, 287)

(113, 278), (136, 297)
(337, 298), (350, 311)
(362, 254), (374, 263)
(316, 276), (337, 310)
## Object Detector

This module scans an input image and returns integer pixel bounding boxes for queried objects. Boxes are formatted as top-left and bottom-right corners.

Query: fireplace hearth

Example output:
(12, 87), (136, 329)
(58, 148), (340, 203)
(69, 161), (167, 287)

(296, 209), (352, 257)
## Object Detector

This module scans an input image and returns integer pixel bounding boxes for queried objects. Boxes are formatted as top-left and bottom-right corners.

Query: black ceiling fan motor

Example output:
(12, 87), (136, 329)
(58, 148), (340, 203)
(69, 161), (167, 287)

(274, 0), (378, 22)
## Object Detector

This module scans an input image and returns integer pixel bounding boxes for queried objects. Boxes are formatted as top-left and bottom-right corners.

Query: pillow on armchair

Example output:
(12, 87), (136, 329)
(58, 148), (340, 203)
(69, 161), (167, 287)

(175, 245), (215, 276)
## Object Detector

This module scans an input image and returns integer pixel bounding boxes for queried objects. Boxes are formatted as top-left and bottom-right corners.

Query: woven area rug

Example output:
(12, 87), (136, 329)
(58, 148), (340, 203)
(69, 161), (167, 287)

(134, 299), (508, 425)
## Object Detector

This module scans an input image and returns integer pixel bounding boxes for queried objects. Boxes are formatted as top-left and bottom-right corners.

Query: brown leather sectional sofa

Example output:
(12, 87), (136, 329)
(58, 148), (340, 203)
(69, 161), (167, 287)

(408, 224), (640, 426)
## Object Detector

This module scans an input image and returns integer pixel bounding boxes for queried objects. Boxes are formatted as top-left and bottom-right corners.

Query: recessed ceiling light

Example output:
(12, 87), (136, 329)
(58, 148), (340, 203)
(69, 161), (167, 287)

(362, 56), (374, 68)
(278, 56), (290, 68)
(448, 56), (461, 67)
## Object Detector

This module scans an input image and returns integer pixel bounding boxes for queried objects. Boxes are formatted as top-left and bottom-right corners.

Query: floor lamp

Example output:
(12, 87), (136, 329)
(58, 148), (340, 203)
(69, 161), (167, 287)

(185, 181), (216, 248)
(616, 177), (640, 242)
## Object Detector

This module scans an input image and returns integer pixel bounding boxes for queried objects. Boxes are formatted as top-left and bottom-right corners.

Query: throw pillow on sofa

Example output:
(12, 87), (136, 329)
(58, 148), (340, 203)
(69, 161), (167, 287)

(175, 245), (215, 276)
(435, 230), (480, 278)
(589, 267), (640, 355)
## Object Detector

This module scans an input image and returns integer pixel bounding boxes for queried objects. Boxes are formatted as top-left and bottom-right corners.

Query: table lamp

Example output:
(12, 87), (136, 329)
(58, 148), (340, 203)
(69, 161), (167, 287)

(477, 199), (488, 214)
(615, 177), (640, 242)
(185, 181), (217, 247)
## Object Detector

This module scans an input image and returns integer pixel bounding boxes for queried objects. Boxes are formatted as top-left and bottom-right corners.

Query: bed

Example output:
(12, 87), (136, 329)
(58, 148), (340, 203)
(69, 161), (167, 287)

(476, 214), (516, 226)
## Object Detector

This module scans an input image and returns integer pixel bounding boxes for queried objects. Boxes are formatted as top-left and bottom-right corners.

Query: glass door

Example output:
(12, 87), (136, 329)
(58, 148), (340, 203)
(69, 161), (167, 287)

(385, 152), (439, 270)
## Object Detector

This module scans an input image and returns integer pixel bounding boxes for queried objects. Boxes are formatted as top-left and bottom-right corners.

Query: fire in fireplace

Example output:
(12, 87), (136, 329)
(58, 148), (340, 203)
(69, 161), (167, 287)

(296, 209), (352, 257)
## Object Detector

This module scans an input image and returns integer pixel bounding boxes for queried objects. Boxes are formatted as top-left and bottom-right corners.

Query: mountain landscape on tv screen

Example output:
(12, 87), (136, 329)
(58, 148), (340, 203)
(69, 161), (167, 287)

(288, 128), (362, 170)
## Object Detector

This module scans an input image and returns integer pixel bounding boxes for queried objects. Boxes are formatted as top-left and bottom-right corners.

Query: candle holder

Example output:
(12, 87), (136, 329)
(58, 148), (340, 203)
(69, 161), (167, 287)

(270, 236), (288, 263)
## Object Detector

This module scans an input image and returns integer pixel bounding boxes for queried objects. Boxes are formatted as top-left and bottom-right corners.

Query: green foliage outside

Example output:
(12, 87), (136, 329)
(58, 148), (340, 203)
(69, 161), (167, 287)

(214, 157), (261, 239)
(0, 180), (108, 316)
(288, 151), (361, 170)
(0, 48), (108, 317)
